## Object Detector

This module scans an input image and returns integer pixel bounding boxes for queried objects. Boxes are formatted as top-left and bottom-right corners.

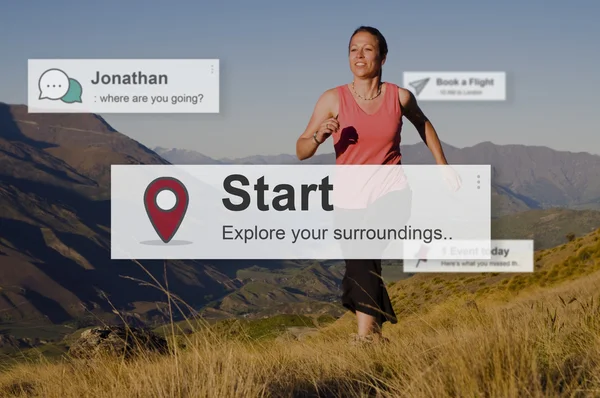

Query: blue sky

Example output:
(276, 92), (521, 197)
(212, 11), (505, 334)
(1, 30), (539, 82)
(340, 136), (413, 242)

(1, 0), (598, 159)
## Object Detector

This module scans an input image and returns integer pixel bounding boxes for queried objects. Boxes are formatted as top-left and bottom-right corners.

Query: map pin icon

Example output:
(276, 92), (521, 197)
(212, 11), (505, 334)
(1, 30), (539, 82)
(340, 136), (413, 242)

(144, 177), (189, 243)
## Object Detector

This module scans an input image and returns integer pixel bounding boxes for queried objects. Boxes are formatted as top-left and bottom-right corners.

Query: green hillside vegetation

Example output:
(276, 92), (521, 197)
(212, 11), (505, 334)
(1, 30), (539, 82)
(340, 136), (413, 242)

(491, 208), (600, 249)
(205, 314), (336, 341)
(219, 282), (298, 313)
(205, 261), (345, 317)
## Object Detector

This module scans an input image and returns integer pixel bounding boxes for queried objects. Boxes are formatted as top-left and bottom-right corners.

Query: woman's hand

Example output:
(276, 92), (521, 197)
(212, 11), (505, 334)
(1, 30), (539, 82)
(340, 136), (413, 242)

(441, 165), (462, 192)
(315, 116), (339, 143)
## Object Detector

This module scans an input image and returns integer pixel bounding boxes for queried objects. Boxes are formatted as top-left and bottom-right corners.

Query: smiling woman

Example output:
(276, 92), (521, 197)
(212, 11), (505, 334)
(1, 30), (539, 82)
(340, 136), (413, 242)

(295, 25), (459, 345)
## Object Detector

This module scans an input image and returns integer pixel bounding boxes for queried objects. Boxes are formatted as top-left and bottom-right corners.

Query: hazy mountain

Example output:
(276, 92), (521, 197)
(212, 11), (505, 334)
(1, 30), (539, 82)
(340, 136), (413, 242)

(153, 147), (334, 165)
(155, 141), (600, 215)
(153, 147), (222, 165)
(436, 142), (600, 210)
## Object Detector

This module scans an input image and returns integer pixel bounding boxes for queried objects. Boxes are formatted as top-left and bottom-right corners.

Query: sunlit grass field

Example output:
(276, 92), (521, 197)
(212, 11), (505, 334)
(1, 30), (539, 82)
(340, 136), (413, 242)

(1, 230), (599, 397)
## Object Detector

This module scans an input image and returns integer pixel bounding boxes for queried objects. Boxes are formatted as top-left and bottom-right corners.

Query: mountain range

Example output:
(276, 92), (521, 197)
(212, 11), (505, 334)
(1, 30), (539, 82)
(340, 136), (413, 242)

(154, 142), (600, 216)
(1, 101), (599, 333)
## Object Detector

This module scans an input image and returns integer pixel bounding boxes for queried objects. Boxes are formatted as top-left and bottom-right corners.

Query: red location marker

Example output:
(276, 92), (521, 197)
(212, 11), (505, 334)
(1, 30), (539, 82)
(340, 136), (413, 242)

(143, 177), (189, 243)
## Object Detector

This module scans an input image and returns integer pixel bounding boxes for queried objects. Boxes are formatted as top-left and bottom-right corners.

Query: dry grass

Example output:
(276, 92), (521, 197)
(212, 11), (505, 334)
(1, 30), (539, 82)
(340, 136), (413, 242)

(2, 234), (600, 397)
(2, 277), (600, 397)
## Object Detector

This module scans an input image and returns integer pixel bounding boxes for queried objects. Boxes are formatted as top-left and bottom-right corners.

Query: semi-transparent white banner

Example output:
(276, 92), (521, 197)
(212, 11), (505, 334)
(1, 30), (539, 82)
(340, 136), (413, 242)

(403, 240), (534, 273)
(111, 165), (491, 260)
(403, 72), (506, 101)
(28, 59), (219, 113)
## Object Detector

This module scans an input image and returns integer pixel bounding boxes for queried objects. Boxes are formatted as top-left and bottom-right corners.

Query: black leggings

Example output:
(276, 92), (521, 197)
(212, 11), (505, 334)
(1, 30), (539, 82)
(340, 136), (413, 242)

(334, 187), (412, 327)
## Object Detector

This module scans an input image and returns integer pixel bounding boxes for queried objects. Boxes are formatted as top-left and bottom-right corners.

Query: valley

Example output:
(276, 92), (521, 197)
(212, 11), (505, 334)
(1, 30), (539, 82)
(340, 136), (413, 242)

(1, 102), (600, 361)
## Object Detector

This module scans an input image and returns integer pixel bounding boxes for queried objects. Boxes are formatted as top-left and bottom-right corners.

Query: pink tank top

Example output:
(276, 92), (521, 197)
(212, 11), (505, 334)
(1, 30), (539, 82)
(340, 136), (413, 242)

(333, 82), (403, 165)
(330, 83), (408, 209)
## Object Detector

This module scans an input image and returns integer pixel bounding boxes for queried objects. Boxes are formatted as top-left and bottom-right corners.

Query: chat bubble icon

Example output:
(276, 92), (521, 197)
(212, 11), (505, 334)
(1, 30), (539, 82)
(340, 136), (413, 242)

(38, 69), (70, 100)
(38, 68), (83, 103)
(61, 78), (83, 103)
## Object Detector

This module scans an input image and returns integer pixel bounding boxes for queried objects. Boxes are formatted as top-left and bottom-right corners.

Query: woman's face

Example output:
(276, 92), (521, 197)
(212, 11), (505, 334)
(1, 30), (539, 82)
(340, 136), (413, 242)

(348, 31), (384, 78)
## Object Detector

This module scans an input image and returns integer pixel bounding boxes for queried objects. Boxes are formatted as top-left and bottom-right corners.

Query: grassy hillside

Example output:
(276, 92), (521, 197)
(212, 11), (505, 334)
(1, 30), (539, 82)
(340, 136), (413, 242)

(0, 104), (244, 327)
(491, 208), (600, 249)
(198, 261), (346, 319)
(385, 227), (600, 320)
(194, 208), (599, 321)
(1, 229), (600, 396)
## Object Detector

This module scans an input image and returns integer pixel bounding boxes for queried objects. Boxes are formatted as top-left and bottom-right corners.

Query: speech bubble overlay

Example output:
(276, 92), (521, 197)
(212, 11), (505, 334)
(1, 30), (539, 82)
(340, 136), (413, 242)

(403, 72), (506, 101)
(61, 78), (83, 103)
(403, 240), (534, 273)
(28, 59), (219, 113)
(110, 164), (491, 260)
(38, 68), (70, 100)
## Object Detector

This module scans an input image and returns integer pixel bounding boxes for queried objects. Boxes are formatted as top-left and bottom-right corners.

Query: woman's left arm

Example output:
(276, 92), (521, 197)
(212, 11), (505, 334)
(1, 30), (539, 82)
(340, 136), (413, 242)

(399, 87), (449, 165)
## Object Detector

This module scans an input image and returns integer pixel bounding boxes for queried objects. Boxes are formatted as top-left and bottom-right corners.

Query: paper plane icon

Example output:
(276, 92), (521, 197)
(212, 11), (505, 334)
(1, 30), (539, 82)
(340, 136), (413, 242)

(409, 77), (430, 96)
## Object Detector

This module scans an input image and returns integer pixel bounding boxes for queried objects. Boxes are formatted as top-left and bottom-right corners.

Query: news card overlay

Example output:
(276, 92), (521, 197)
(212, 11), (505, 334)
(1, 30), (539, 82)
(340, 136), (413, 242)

(403, 72), (506, 101)
(404, 240), (534, 273)
(27, 59), (219, 113)
(111, 164), (491, 260)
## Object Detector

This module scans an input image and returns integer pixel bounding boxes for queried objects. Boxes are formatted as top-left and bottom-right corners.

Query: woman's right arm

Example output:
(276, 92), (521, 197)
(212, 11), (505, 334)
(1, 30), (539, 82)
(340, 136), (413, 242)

(296, 89), (339, 160)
